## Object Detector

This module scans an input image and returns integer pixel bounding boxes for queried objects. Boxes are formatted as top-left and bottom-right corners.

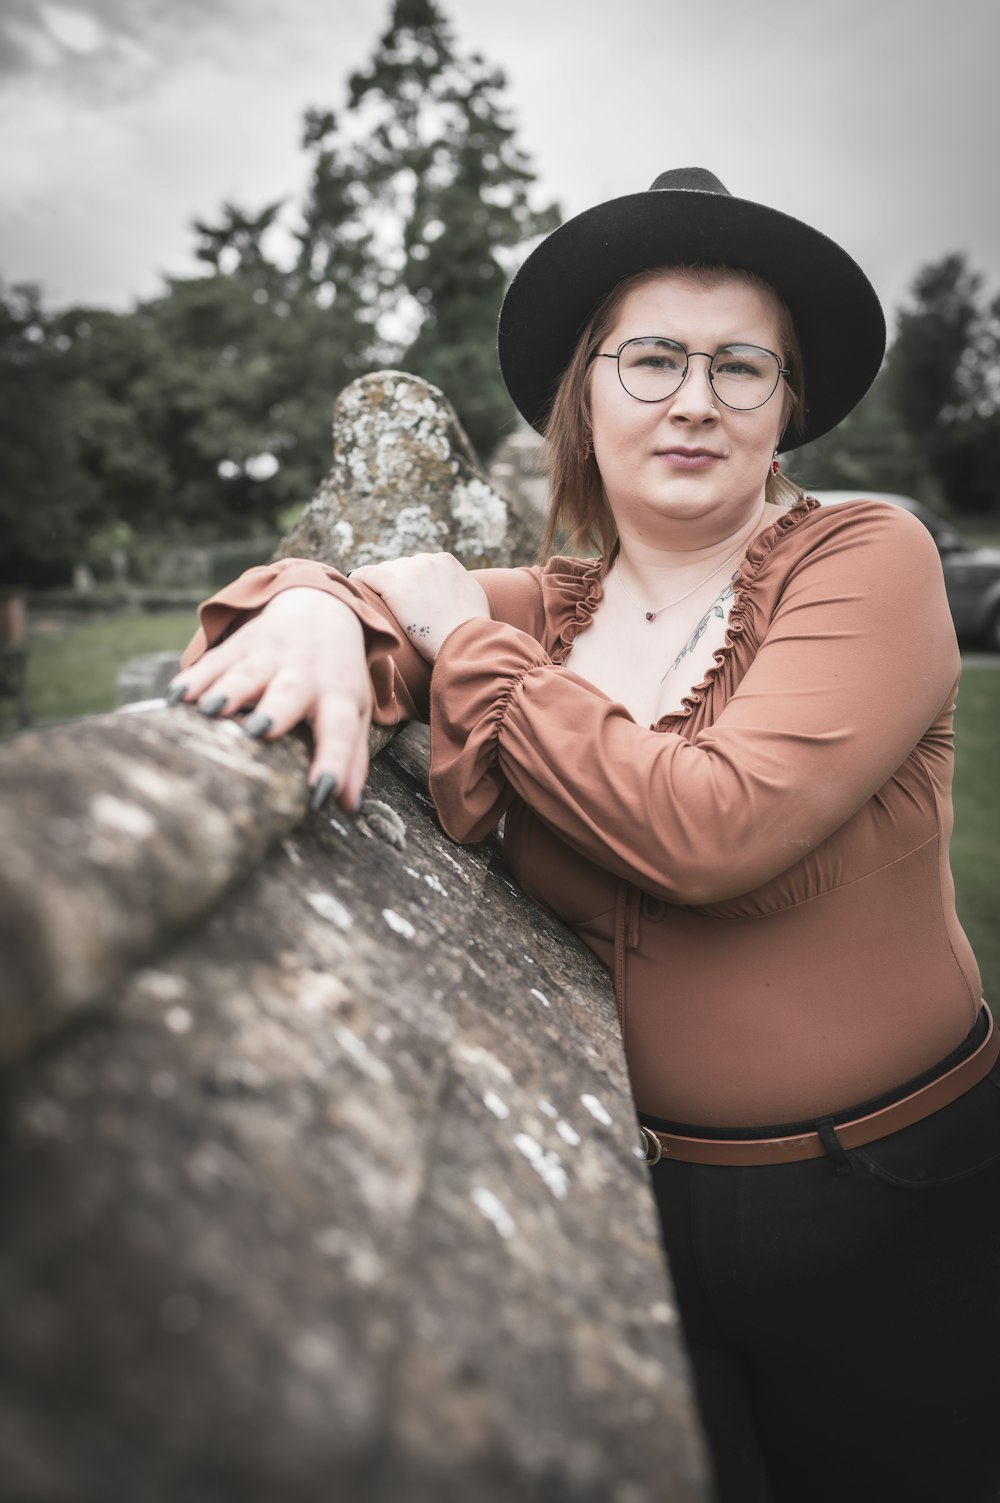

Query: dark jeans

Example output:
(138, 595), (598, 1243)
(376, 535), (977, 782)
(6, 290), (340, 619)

(648, 1028), (1000, 1503)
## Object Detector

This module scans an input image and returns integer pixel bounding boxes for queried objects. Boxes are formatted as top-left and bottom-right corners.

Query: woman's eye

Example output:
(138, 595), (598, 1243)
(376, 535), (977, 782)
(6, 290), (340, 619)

(714, 348), (770, 379)
(626, 345), (683, 373)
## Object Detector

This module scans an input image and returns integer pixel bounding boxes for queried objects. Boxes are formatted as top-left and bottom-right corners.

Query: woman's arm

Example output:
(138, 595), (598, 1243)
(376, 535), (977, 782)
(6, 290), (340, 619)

(170, 553), (543, 814)
(177, 556), (426, 718)
(426, 503), (961, 904)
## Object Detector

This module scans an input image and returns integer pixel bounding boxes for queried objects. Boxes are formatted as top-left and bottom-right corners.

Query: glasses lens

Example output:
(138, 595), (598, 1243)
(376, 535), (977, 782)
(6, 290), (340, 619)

(617, 338), (687, 401)
(709, 345), (781, 410)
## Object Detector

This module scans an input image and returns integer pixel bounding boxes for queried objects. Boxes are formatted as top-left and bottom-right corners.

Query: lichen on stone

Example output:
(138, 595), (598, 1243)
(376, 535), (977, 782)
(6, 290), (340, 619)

(358, 800), (406, 850)
(273, 370), (539, 573)
(451, 477), (510, 555)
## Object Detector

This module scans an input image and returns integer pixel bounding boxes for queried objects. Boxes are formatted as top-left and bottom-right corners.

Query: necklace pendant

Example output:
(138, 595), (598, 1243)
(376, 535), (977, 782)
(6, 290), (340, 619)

(645, 610), (656, 622)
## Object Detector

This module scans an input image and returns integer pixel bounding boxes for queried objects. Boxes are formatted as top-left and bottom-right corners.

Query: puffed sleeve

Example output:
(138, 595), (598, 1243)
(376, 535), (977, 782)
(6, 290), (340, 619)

(178, 556), (435, 724)
(180, 555), (551, 728)
(428, 503), (961, 905)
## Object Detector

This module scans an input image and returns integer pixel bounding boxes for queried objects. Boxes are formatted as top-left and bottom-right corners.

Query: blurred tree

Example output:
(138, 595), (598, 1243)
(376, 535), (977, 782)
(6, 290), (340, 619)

(890, 254), (980, 438)
(0, 283), (96, 587)
(888, 253), (1000, 518)
(787, 369), (933, 502)
(26, 275), (335, 571)
(788, 253), (1000, 521)
(1, 0), (556, 574)
(135, 275), (307, 534)
(182, 174), (375, 533)
(341, 0), (560, 457)
(293, 110), (384, 339)
(192, 200), (286, 288)
(54, 305), (175, 538)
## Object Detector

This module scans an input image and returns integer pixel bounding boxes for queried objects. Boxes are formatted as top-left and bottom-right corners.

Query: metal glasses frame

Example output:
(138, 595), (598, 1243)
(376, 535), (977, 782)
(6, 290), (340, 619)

(592, 337), (791, 412)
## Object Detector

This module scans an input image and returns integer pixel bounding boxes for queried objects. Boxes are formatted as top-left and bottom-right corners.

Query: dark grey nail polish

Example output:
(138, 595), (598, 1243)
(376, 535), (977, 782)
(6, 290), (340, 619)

(309, 773), (338, 812)
(242, 712), (272, 739)
(166, 683), (188, 707)
(353, 791), (366, 817)
(198, 693), (227, 718)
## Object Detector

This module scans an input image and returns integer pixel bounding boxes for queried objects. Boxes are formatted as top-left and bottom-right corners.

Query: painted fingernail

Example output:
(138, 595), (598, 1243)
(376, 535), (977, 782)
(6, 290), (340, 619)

(242, 712), (272, 739)
(198, 692), (227, 718)
(353, 790), (366, 817)
(166, 682), (188, 707)
(309, 773), (338, 812)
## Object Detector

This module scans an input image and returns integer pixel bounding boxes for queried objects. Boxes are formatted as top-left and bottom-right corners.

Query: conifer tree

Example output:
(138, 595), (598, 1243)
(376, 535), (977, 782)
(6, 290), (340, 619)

(309, 0), (559, 456)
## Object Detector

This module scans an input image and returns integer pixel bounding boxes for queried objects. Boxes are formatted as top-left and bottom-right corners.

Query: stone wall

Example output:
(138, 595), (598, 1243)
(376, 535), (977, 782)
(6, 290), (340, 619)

(0, 374), (711, 1502)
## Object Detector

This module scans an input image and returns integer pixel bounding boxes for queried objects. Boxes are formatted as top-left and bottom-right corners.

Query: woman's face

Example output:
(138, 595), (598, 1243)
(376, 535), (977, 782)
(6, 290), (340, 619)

(588, 270), (789, 541)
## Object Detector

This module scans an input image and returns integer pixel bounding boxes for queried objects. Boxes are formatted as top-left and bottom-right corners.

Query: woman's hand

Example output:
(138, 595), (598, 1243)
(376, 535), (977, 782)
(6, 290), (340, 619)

(350, 552), (490, 661)
(167, 588), (371, 814)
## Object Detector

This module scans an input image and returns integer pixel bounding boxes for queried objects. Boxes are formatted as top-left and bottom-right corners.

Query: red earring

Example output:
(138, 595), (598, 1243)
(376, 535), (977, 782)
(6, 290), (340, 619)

(771, 457), (780, 475)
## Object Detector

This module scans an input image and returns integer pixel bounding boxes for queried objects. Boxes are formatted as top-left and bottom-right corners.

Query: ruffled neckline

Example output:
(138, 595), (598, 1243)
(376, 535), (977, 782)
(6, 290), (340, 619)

(540, 553), (608, 667)
(541, 495), (821, 722)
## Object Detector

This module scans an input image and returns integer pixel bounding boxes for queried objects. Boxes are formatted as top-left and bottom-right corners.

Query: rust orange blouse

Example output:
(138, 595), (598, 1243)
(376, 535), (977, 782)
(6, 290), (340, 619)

(183, 497), (983, 1126)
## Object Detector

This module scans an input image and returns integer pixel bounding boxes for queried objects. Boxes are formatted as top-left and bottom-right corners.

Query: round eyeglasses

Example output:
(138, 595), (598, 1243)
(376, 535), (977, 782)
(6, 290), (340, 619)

(593, 337), (791, 411)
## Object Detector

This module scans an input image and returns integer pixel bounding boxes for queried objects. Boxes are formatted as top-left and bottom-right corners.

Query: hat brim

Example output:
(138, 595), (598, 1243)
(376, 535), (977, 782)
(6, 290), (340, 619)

(497, 187), (886, 451)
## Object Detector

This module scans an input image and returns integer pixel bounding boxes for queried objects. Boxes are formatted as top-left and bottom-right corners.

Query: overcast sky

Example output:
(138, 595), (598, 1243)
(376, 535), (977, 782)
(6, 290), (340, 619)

(1, 0), (997, 335)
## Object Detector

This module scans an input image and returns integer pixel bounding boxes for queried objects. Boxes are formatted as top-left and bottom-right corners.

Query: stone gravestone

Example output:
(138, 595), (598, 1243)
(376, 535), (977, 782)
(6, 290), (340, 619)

(0, 373), (711, 1502)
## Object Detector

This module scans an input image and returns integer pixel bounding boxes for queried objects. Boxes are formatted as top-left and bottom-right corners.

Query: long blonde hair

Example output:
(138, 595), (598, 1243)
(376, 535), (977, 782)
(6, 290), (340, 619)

(540, 265), (805, 560)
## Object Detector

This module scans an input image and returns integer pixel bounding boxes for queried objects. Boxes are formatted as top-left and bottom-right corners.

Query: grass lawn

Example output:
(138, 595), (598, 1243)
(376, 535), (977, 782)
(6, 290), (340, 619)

(952, 665), (1000, 1005)
(9, 609), (999, 1002)
(21, 608), (197, 725)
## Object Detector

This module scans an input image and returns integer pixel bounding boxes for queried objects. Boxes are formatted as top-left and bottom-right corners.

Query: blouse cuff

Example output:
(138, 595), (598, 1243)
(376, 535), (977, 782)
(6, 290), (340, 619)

(180, 558), (403, 670)
(179, 562), (430, 730)
(429, 616), (551, 842)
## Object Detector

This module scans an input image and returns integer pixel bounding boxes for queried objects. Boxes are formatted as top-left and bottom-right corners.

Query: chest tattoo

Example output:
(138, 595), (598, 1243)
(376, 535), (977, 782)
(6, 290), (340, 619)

(662, 579), (736, 682)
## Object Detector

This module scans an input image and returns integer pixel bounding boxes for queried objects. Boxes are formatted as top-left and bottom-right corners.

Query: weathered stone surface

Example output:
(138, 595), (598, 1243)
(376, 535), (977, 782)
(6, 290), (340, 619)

(0, 707), (308, 1060)
(276, 371), (541, 571)
(2, 370), (711, 1501)
(0, 720), (709, 1501)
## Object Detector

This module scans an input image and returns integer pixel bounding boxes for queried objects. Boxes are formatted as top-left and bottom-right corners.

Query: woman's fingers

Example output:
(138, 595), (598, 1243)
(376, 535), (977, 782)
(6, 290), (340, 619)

(309, 687), (372, 814)
(167, 588), (374, 816)
(239, 662), (323, 737)
(167, 641), (245, 710)
(178, 658), (372, 816)
(167, 623), (279, 710)
(196, 658), (284, 721)
(340, 705), (374, 815)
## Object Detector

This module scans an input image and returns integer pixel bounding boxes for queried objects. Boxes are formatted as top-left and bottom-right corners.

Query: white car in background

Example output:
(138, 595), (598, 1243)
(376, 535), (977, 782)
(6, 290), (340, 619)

(810, 491), (1000, 651)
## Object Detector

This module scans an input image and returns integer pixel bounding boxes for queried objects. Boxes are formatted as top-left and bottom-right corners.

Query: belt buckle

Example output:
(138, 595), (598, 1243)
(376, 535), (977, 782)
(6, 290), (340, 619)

(639, 1125), (663, 1165)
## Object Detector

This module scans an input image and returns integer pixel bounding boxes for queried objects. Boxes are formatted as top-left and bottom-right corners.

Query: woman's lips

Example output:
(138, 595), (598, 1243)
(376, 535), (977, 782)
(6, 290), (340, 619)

(656, 449), (722, 470)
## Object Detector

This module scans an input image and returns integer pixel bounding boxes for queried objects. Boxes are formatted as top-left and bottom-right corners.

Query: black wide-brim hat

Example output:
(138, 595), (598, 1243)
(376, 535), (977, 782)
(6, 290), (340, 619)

(498, 167), (886, 451)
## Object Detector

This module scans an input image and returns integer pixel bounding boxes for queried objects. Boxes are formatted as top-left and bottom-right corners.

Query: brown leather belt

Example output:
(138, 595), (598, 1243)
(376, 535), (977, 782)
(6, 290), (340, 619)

(640, 1006), (999, 1167)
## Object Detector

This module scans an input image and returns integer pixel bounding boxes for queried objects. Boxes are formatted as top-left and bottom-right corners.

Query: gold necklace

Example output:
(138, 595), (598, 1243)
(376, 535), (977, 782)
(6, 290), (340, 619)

(614, 541), (747, 622)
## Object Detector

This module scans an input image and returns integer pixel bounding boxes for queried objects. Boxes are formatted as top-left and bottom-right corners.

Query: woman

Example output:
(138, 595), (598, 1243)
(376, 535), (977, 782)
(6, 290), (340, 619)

(170, 169), (999, 1502)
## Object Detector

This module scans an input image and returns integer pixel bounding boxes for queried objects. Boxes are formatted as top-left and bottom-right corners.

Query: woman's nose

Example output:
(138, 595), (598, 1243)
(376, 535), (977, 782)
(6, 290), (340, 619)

(669, 353), (718, 418)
